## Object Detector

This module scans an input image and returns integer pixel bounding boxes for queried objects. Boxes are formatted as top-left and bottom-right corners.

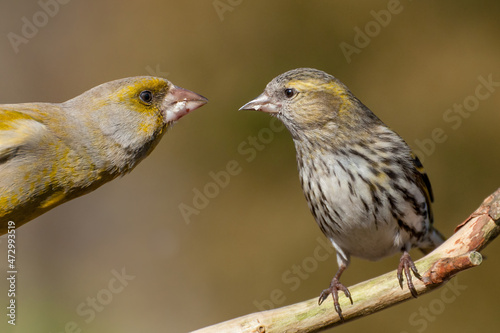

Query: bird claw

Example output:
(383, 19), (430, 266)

(397, 252), (422, 298)
(318, 278), (353, 321)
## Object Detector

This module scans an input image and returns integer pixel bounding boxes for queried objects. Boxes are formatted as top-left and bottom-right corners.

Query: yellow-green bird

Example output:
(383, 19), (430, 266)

(0, 76), (207, 235)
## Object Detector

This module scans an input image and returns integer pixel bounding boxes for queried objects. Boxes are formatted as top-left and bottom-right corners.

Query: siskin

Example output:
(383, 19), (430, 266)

(240, 68), (444, 319)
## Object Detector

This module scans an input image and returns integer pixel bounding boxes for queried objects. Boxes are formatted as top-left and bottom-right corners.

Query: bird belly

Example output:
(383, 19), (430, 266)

(300, 154), (427, 261)
(316, 184), (402, 261)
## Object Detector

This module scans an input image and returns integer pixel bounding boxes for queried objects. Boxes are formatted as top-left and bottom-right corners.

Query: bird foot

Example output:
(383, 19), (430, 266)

(318, 277), (353, 320)
(397, 251), (422, 298)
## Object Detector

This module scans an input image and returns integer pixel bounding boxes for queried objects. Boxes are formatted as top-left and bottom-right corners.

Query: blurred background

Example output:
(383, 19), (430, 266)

(0, 0), (499, 332)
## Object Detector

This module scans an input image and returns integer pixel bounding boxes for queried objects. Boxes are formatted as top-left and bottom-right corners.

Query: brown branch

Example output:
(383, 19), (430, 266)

(192, 188), (500, 333)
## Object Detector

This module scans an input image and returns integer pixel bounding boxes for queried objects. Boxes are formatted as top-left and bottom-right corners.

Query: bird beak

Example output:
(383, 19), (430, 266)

(164, 86), (208, 122)
(239, 93), (279, 114)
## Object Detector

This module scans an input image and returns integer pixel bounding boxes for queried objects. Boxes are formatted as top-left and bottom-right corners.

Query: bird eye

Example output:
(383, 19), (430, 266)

(284, 88), (296, 98)
(139, 90), (153, 104)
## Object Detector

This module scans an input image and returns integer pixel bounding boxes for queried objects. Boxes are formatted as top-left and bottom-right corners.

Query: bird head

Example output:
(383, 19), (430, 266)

(64, 76), (208, 172)
(240, 68), (376, 142)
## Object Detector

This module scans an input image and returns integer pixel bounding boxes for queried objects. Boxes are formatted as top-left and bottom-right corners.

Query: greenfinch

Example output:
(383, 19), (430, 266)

(0, 76), (207, 234)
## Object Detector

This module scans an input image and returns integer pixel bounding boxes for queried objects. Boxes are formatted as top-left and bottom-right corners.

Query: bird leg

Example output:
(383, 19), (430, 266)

(318, 263), (353, 320)
(397, 251), (422, 298)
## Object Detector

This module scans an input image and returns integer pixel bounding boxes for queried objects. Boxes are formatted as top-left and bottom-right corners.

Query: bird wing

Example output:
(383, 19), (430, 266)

(0, 109), (47, 162)
(411, 152), (434, 223)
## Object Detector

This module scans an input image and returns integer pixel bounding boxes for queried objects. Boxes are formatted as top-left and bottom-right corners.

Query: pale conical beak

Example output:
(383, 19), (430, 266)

(239, 93), (279, 114)
(164, 86), (208, 122)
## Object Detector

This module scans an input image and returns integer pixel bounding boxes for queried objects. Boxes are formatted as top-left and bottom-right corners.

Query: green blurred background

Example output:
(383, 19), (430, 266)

(1, 0), (499, 332)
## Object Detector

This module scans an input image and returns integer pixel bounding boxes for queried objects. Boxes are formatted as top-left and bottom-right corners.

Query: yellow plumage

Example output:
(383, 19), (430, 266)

(0, 76), (207, 234)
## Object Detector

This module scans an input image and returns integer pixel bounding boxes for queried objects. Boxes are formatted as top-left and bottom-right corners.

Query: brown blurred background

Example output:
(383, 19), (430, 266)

(0, 0), (499, 332)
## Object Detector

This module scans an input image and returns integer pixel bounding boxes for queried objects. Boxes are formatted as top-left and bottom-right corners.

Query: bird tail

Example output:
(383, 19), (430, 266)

(419, 227), (446, 255)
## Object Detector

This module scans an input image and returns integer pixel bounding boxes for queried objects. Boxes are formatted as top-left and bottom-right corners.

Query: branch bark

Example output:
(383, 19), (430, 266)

(192, 188), (500, 333)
